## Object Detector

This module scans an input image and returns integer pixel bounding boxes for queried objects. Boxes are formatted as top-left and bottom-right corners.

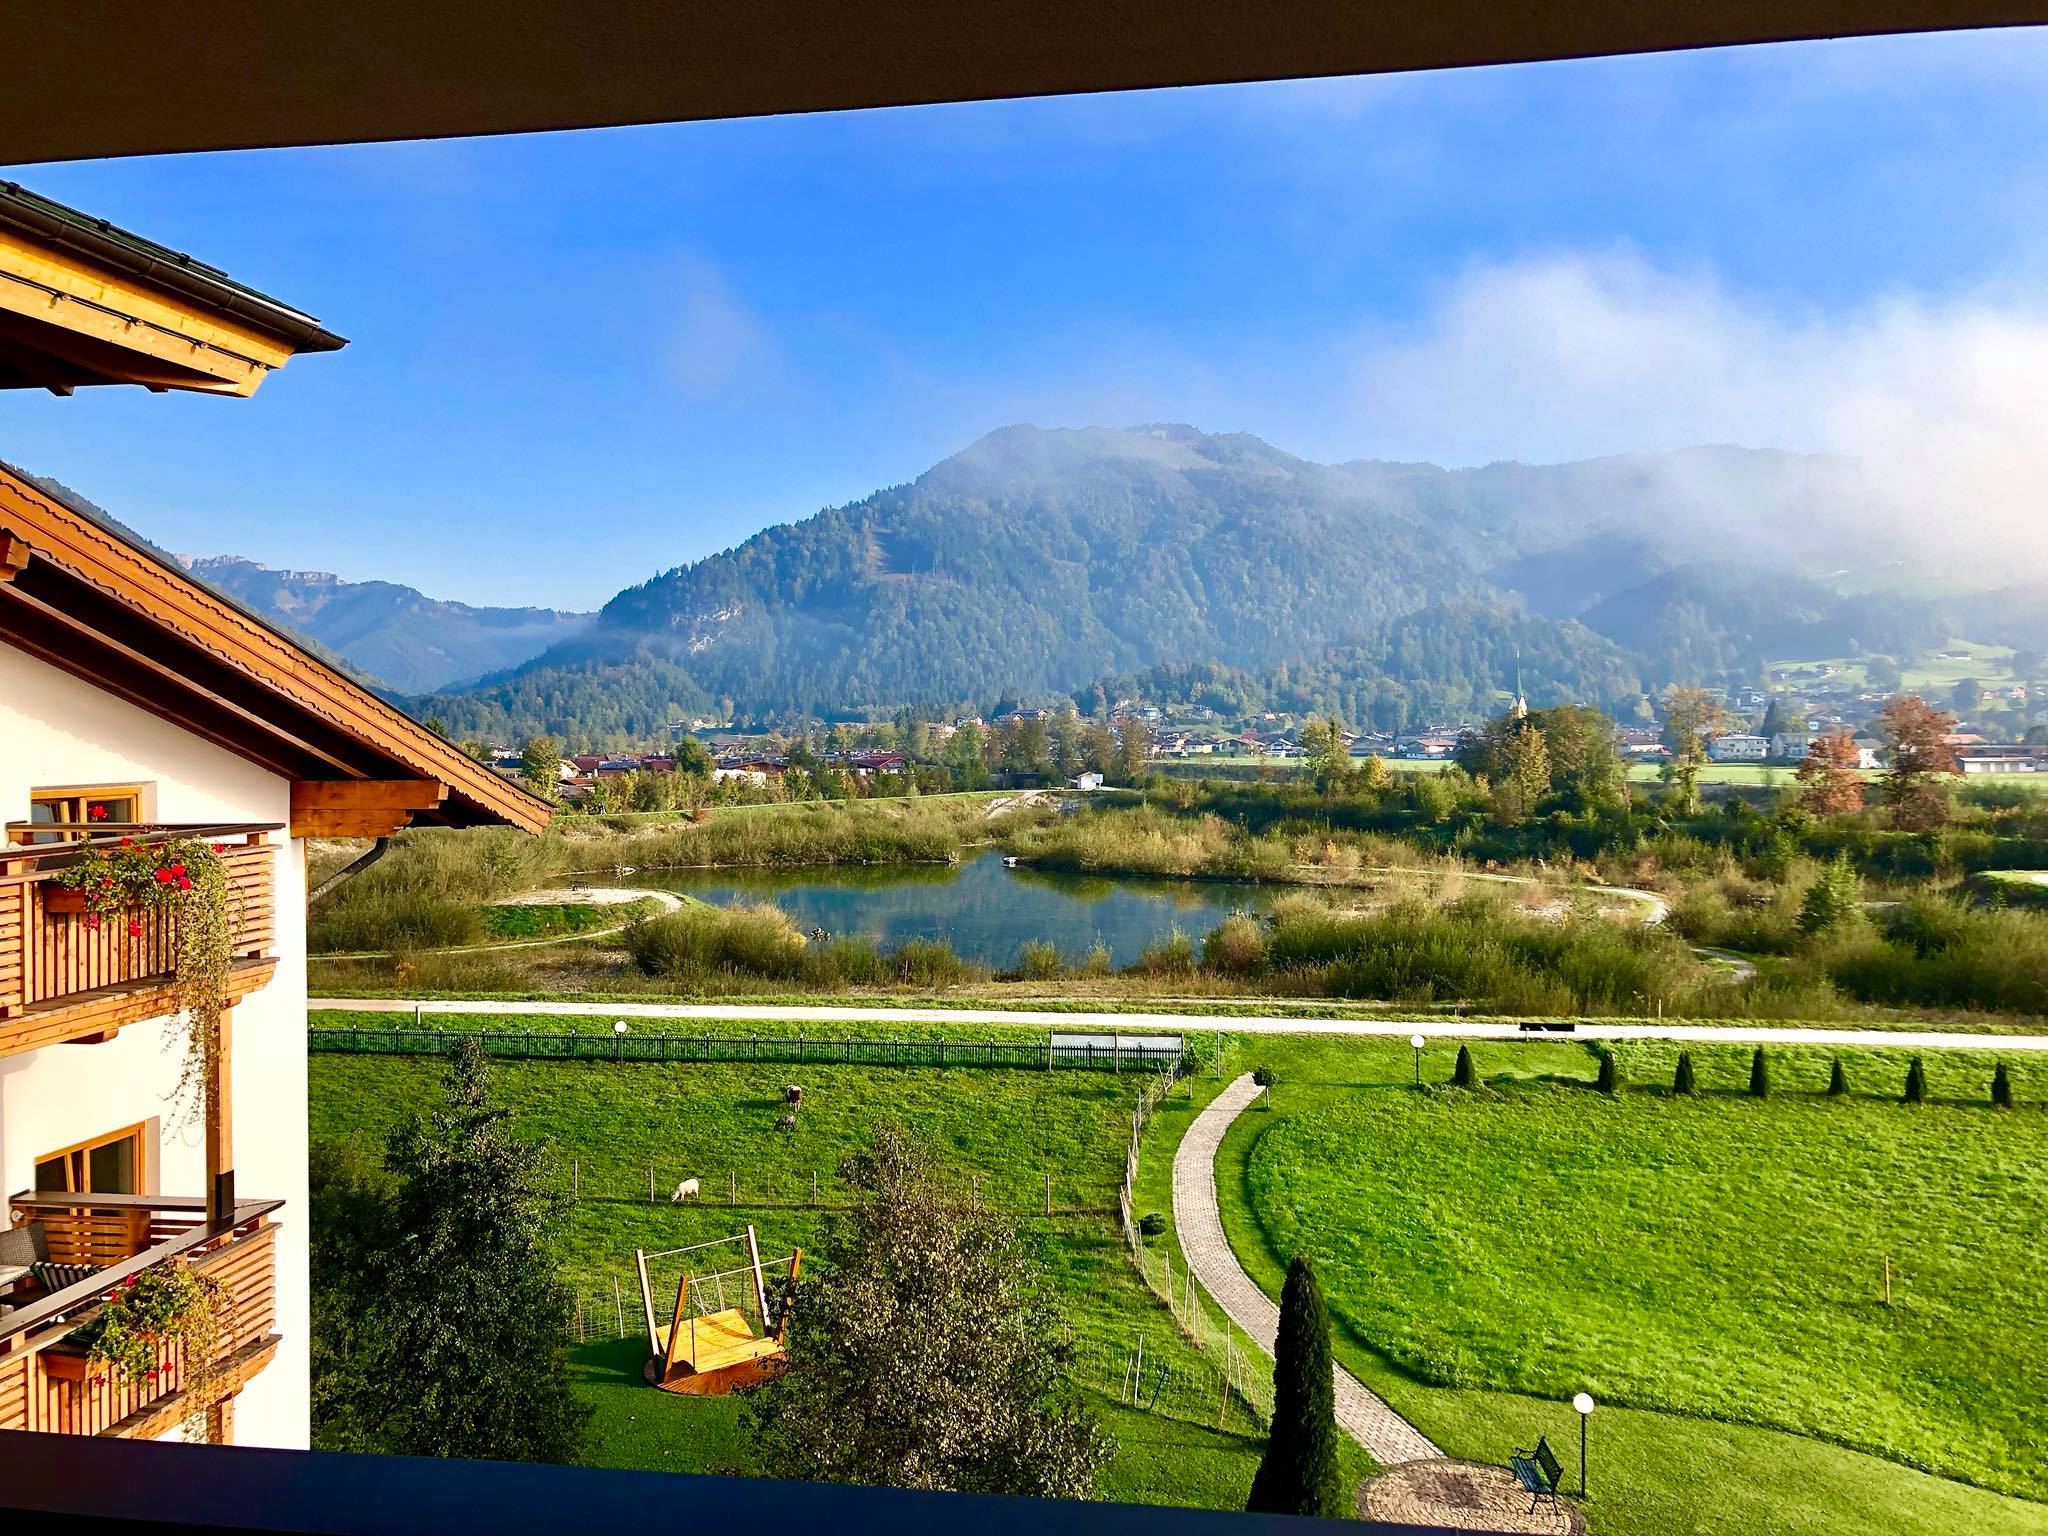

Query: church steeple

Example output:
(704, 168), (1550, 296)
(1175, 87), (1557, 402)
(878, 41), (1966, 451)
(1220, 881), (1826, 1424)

(1509, 645), (1528, 721)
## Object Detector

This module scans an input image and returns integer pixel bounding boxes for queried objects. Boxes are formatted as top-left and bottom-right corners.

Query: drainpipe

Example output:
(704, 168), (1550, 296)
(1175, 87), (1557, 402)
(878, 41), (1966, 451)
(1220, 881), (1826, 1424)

(310, 836), (392, 904)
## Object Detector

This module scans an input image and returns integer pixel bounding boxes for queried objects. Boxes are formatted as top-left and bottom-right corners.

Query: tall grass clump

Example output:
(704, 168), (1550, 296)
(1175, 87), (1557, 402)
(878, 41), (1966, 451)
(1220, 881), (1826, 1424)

(1008, 806), (1293, 881)
(1830, 899), (2048, 1016)
(567, 798), (1003, 873)
(1134, 928), (1198, 977)
(1015, 941), (1066, 981)
(624, 903), (809, 982)
(310, 827), (565, 953)
(1201, 913), (1269, 976)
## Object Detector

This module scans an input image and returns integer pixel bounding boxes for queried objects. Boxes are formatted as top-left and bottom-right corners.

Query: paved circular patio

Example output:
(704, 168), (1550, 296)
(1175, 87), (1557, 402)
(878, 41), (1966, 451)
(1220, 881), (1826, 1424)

(1356, 1458), (1585, 1534)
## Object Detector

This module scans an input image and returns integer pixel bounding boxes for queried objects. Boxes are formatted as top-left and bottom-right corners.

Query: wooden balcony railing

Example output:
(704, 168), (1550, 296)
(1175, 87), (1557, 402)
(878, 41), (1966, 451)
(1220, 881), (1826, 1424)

(0, 824), (279, 1056)
(0, 1193), (283, 1438)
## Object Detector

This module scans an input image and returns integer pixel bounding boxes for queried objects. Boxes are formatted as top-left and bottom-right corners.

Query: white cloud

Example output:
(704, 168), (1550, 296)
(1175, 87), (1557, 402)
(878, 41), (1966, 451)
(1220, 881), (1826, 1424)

(666, 251), (779, 400)
(1339, 249), (2048, 578)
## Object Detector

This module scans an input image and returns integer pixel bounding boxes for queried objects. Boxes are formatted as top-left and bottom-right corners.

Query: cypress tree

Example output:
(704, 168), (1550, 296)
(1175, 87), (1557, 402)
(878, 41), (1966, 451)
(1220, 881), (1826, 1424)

(1596, 1049), (1618, 1094)
(1673, 1051), (1697, 1096)
(1451, 1044), (1476, 1089)
(1827, 1057), (1849, 1098)
(1748, 1047), (1770, 1099)
(1992, 1061), (2014, 1109)
(1904, 1056), (1927, 1105)
(1247, 1257), (1344, 1519)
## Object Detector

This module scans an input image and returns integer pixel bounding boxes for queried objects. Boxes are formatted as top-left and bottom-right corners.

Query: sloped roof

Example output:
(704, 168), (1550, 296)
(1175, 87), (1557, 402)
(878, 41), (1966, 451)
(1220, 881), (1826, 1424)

(0, 464), (551, 832)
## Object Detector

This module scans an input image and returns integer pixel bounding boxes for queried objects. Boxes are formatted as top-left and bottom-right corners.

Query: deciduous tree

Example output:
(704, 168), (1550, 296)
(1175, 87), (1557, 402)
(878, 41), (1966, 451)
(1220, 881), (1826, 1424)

(750, 1126), (1110, 1497)
(1660, 686), (1729, 815)
(1795, 732), (1866, 817)
(1876, 695), (1960, 831)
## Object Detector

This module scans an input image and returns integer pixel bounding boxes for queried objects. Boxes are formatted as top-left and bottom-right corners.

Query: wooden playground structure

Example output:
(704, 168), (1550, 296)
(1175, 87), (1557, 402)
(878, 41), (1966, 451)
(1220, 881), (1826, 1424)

(634, 1227), (801, 1396)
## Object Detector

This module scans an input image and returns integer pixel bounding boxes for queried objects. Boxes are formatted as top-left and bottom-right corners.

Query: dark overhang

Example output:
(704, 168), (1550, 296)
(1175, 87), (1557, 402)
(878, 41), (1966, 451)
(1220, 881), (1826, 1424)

(3, 2), (2044, 166)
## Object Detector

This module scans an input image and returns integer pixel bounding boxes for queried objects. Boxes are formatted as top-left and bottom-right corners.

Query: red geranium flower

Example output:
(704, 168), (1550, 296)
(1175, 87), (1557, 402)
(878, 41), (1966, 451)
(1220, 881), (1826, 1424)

(153, 868), (172, 884)
(145, 1366), (158, 1380)
(176, 875), (192, 891)
(83, 915), (100, 929)
(88, 804), (108, 820)
(128, 920), (144, 936)
(101, 877), (114, 889)
(119, 836), (134, 847)
(211, 842), (227, 853)
(168, 863), (186, 878)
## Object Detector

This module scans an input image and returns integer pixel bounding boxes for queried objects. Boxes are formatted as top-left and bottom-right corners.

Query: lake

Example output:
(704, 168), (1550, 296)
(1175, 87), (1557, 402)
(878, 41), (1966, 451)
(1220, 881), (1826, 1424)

(612, 851), (1278, 970)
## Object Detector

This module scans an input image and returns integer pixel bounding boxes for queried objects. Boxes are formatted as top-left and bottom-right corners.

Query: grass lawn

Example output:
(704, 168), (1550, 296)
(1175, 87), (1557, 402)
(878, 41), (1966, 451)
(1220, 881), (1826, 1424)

(1164, 1034), (2048, 1535)
(310, 1046), (1287, 1507)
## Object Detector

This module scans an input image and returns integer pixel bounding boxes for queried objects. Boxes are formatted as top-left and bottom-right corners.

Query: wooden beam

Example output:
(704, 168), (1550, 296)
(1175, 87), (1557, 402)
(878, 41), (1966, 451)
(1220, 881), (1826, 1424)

(0, 531), (27, 582)
(206, 1005), (233, 1226)
(291, 779), (447, 838)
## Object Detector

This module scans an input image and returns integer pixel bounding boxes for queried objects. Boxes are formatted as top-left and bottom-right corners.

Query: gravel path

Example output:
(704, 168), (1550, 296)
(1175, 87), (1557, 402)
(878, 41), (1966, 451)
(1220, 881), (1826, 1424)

(1170, 1073), (1440, 1466)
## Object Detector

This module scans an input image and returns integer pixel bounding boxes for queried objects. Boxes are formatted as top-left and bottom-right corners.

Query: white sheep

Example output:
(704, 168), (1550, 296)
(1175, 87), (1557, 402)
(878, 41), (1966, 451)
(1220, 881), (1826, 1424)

(670, 1178), (700, 1202)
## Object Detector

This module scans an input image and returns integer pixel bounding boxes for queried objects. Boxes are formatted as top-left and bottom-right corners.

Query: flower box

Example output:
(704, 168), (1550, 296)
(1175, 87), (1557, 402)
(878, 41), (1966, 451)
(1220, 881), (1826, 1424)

(39, 1343), (92, 1382)
(43, 887), (89, 916)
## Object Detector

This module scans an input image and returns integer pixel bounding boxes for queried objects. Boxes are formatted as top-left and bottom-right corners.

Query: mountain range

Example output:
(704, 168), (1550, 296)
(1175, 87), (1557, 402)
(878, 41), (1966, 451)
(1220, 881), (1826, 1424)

(75, 424), (2004, 743)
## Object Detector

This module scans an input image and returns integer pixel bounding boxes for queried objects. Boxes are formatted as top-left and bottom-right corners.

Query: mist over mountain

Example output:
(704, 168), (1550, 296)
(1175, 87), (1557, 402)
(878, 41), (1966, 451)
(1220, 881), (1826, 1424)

(417, 424), (1985, 741)
(177, 557), (593, 694)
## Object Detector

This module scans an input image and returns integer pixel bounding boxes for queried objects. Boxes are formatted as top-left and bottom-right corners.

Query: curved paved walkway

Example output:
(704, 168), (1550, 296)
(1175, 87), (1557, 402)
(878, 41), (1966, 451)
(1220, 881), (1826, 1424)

(1170, 1072), (1440, 1466)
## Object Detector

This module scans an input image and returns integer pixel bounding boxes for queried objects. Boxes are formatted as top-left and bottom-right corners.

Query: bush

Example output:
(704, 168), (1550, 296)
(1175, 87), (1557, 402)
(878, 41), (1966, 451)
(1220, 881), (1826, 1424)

(1451, 1044), (1476, 1089)
(1904, 1056), (1928, 1104)
(1749, 1047), (1770, 1099)
(1797, 855), (1863, 938)
(1992, 1061), (2014, 1108)
(893, 938), (976, 987)
(1079, 942), (1112, 978)
(1596, 1049), (1618, 1094)
(623, 902), (822, 984)
(1016, 941), (1065, 981)
(1135, 928), (1197, 977)
(1252, 1065), (1276, 1089)
(1673, 1051), (1697, 1096)
(1828, 1057), (1849, 1097)
(1201, 913), (1269, 976)
(1138, 1212), (1167, 1238)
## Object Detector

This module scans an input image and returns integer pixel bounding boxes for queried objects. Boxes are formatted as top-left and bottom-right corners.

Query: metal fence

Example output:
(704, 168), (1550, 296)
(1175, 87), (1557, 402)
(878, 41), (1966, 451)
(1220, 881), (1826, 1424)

(310, 1025), (1185, 1074)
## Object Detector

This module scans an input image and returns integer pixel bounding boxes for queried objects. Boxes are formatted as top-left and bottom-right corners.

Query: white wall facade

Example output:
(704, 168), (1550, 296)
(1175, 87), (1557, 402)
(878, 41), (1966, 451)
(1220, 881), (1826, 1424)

(0, 644), (309, 1449)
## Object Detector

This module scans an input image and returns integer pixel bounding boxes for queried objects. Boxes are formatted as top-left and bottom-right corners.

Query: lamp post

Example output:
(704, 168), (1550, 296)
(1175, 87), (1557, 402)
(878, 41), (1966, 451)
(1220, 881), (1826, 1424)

(614, 1019), (628, 1062)
(1573, 1392), (1595, 1498)
(1410, 1033), (1425, 1088)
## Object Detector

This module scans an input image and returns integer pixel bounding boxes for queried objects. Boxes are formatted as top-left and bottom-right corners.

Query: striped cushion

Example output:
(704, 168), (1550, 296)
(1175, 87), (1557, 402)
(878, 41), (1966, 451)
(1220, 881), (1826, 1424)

(29, 1260), (97, 1293)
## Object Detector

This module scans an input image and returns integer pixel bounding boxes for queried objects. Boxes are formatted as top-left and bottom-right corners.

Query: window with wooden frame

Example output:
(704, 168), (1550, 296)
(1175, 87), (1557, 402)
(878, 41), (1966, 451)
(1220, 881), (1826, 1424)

(34, 1123), (148, 1196)
(24, 783), (148, 843)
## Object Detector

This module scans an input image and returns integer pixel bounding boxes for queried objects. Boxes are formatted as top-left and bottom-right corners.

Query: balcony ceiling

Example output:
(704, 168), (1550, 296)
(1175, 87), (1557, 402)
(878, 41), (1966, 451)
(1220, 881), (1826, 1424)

(5, 2), (2045, 165)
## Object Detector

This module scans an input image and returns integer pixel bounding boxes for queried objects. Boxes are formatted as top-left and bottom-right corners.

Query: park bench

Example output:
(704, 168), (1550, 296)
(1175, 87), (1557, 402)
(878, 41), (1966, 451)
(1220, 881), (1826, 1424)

(1509, 1435), (1565, 1514)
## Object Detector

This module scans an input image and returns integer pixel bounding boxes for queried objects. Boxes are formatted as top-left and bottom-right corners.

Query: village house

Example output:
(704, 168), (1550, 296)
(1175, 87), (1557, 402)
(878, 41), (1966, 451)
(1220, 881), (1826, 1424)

(0, 187), (549, 1449)
(1706, 733), (1770, 762)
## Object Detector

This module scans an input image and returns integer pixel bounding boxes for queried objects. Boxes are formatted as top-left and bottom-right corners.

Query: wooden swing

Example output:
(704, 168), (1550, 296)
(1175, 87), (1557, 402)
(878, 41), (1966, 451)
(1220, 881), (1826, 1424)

(634, 1227), (802, 1395)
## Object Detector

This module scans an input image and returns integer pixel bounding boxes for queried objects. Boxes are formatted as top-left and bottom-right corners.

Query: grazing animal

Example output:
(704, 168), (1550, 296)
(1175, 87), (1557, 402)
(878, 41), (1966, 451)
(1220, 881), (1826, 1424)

(784, 1084), (804, 1108)
(775, 1114), (798, 1134)
(670, 1178), (700, 1202)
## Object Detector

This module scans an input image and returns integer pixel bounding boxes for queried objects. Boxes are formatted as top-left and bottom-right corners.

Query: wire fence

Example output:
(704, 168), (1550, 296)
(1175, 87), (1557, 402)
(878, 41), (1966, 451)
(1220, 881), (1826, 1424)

(310, 1025), (1186, 1074)
(558, 1156), (1119, 1216)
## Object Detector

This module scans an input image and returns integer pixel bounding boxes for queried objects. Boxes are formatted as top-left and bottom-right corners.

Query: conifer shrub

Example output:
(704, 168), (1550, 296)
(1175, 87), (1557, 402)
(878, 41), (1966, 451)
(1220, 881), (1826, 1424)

(1451, 1044), (1477, 1088)
(1992, 1061), (2013, 1109)
(1749, 1047), (1770, 1099)
(1246, 1257), (1344, 1518)
(1904, 1056), (1928, 1104)
(1673, 1050), (1697, 1096)
(1596, 1049), (1618, 1094)
(1827, 1057), (1849, 1097)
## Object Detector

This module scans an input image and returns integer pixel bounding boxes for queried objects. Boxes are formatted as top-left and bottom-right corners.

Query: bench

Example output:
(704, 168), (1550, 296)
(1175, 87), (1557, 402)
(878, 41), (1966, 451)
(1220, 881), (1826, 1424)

(1509, 1435), (1565, 1514)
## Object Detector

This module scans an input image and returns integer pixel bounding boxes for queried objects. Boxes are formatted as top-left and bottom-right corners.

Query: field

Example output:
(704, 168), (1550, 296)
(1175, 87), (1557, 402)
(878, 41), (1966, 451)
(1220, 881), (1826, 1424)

(1146, 1035), (2048, 1536)
(307, 1034), (1340, 1507)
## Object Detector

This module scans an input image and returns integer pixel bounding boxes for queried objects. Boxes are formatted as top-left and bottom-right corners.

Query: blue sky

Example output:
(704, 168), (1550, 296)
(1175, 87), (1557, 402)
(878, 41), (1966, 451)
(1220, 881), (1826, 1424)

(5, 29), (2048, 608)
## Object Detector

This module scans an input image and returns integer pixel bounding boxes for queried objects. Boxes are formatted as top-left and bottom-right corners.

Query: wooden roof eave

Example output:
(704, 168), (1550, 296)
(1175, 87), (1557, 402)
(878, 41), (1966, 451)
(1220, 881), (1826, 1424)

(0, 468), (552, 834)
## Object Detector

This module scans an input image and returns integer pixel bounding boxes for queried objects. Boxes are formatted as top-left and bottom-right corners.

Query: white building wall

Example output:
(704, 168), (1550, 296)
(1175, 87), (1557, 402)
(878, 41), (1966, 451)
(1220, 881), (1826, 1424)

(0, 645), (309, 1449)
